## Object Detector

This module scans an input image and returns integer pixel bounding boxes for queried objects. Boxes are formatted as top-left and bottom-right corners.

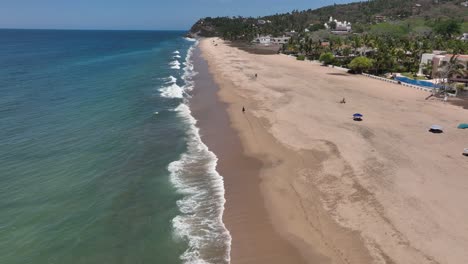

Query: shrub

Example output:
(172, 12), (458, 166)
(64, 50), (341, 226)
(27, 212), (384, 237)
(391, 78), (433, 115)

(456, 83), (466, 92)
(296, 55), (306, 61)
(319, 52), (335, 65)
(348, 56), (374, 74)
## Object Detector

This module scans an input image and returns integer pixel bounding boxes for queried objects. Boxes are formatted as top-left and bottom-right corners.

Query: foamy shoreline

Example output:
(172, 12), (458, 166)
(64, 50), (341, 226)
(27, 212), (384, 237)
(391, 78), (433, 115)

(199, 37), (468, 264)
(168, 40), (231, 264)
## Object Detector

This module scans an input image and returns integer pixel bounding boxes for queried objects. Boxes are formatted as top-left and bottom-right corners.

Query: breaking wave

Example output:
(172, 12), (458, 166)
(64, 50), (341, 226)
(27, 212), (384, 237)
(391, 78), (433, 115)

(166, 41), (231, 264)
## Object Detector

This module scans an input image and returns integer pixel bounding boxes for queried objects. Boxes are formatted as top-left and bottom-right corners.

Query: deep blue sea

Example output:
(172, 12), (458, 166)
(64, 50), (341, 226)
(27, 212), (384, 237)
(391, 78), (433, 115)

(0, 29), (230, 264)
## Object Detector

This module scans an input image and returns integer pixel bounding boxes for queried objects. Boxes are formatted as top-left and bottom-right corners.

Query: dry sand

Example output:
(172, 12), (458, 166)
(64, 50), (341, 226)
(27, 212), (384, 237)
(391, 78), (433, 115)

(199, 38), (468, 264)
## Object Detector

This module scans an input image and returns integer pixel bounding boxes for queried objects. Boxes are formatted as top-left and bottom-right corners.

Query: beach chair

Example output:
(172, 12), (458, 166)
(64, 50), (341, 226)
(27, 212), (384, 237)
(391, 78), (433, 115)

(429, 125), (443, 133)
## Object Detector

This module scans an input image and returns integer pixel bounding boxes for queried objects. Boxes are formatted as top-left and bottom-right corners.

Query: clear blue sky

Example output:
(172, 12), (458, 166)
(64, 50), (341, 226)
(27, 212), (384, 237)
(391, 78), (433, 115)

(0, 0), (356, 30)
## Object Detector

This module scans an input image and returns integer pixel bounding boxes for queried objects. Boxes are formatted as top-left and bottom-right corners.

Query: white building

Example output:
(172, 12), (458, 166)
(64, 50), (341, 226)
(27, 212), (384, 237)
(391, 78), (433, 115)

(271, 36), (290, 44)
(418, 51), (446, 76)
(418, 51), (468, 78)
(324, 16), (352, 33)
(253, 35), (290, 45)
(461, 33), (468, 41)
(254, 35), (272, 45)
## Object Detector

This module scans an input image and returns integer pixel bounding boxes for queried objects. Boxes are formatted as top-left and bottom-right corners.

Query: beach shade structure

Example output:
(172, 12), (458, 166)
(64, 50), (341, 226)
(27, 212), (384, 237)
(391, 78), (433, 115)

(457, 123), (468, 129)
(429, 125), (443, 133)
(353, 113), (363, 121)
(464, 148), (468, 156)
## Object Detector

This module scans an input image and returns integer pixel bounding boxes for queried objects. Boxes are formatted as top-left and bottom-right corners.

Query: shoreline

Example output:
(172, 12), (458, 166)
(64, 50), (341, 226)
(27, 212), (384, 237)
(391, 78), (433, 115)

(190, 47), (306, 263)
(195, 38), (468, 264)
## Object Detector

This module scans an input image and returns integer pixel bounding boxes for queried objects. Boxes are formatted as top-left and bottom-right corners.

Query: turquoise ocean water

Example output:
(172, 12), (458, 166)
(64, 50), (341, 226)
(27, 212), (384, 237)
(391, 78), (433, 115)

(0, 30), (230, 264)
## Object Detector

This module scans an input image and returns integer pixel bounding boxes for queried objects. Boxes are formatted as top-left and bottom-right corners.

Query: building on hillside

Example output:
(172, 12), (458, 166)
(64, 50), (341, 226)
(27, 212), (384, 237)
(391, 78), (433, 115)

(254, 35), (272, 45)
(356, 47), (375, 56)
(253, 35), (290, 45)
(374, 16), (387, 23)
(271, 36), (290, 44)
(284, 31), (298, 37)
(461, 1), (468, 7)
(412, 3), (422, 14)
(461, 33), (468, 41)
(321, 41), (330, 47)
(324, 17), (352, 34)
(257, 20), (271, 25)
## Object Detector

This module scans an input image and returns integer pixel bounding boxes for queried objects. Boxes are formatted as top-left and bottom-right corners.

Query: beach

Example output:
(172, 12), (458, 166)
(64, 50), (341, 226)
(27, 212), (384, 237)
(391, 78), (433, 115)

(195, 38), (468, 264)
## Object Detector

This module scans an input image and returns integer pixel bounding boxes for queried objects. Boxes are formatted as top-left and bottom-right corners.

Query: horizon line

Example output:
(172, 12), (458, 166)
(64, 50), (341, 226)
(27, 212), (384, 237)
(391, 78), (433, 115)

(0, 27), (189, 32)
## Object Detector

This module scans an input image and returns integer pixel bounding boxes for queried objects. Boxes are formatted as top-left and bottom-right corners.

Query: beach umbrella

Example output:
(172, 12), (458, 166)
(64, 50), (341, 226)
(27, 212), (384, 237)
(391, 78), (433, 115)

(429, 125), (443, 133)
(464, 148), (468, 156)
(457, 123), (468, 129)
(353, 113), (363, 121)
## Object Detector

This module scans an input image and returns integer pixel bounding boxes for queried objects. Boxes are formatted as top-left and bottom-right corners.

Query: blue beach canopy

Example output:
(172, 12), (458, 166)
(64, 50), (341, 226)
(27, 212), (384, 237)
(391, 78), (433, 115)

(353, 113), (363, 118)
(458, 123), (468, 129)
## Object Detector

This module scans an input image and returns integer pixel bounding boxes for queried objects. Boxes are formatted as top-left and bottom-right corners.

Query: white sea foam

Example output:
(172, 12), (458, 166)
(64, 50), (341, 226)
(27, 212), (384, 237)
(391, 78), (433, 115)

(174, 50), (180, 54)
(168, 40), (232, 264)
(170, 60), (181, 70)
(174, 55), (182, 59)
(181, 46), (198, 93)
(159, 83), (184, 98)
(170, 103), (231, 264)
(165, 75), (177, 84)
(184, 37), (197, 42)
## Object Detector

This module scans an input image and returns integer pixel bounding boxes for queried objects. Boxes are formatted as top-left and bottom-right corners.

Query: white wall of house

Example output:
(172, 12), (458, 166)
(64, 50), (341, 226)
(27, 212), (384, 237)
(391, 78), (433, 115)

(461, 33), (468, 41)
(419, 53), (468, 77)
(254, 35), (290, 45)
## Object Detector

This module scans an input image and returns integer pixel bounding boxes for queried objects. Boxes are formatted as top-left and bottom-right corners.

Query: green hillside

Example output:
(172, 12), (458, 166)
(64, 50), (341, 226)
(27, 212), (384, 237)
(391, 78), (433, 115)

(188, 0), (468, 39)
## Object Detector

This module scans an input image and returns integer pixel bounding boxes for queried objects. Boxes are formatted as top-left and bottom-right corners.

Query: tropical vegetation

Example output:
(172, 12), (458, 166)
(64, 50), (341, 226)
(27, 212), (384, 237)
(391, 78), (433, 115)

(188, 0), (468, 94)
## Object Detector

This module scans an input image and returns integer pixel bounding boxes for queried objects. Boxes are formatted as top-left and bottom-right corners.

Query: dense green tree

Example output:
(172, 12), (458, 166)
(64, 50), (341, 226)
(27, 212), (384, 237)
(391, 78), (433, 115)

(432, 19), (462, 38)
(308, 24), (326, 32)
(349, 57), (374, 73)
(319, 52), (335, 65)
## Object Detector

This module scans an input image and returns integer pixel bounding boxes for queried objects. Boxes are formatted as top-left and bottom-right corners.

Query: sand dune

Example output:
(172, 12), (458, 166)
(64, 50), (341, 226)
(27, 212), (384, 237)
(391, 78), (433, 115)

(200, 38), (468, 264)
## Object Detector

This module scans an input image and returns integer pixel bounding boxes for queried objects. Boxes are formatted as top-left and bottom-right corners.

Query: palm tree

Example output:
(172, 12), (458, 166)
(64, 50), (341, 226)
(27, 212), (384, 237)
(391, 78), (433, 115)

(434, 55), (467, 96)
(421, 62), (433, 78)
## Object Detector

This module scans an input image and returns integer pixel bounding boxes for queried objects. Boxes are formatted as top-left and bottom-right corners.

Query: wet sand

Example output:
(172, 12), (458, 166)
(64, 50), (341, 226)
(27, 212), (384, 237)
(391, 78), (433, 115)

(196, 38), (468, 264)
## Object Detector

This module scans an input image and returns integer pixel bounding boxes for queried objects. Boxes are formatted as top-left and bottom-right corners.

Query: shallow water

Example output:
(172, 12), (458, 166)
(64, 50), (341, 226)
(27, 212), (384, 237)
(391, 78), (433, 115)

(0, 29), (230, 264)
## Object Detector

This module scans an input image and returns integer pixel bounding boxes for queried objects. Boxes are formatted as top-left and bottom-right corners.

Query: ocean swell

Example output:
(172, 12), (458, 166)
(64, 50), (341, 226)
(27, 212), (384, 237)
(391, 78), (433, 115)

(169, 40), (231, 264)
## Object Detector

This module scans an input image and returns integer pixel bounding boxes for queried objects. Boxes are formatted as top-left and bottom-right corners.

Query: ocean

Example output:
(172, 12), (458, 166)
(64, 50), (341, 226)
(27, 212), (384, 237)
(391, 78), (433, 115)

(0, 29), (230, 264)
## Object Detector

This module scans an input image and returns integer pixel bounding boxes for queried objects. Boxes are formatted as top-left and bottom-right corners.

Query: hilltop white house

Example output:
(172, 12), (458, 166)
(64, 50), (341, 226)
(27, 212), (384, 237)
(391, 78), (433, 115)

(324, 16), (352, 34)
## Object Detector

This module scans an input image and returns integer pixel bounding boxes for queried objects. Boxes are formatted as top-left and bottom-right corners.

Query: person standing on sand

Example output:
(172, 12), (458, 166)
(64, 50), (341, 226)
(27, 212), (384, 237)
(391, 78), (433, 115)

(242, 106), (245, 113)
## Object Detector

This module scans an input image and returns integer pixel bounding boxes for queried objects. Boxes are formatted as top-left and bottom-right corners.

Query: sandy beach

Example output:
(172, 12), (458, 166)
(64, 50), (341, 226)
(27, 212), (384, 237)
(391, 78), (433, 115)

(196, 38), (468, 264)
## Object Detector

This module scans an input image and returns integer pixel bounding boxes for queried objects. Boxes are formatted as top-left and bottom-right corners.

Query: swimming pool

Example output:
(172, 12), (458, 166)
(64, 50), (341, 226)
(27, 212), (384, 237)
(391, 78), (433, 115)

(395, 76), (439, 88)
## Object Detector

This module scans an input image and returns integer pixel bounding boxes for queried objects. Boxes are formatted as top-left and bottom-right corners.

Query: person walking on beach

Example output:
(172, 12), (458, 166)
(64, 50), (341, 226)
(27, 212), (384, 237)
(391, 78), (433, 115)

(242, 106), (245, 113)
(254, 73), (257, 78)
